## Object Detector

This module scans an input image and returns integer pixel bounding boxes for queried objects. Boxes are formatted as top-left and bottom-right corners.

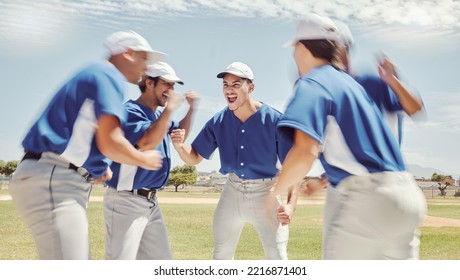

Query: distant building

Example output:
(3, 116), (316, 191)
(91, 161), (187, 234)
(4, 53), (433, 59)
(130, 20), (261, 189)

(195, 171), (227, 188)
(442, 178), (455, 186)
(414, 176), (426, 182)
(416, 181), (439, 189)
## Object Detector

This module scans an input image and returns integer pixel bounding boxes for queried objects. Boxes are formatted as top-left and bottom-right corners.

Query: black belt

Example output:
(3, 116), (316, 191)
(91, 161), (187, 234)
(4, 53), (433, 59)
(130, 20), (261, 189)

(22, 151), (90, 180)
(130, 188), (157, 200)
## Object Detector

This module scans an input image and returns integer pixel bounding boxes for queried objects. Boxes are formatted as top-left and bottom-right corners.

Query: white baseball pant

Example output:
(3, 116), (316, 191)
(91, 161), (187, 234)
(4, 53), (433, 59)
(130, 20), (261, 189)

(9, 153), (92, 259)
(213, 173), (289, 260)
(322, 171), (427, 259)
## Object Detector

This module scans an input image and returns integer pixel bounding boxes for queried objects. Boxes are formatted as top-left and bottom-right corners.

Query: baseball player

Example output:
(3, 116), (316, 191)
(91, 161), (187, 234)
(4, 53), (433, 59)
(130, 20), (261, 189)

(172, 62), (296, 260)
(271, 14), (427, 259)
(9, 31), (164, 260)
(335, 21), (425, 144)
(103, 62), (199, 260)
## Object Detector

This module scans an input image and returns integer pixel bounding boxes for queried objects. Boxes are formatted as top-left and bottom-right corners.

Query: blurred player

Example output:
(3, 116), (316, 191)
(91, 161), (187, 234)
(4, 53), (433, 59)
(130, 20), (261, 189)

(271, 14), (426, 259)
(9, 31), (164, 259)
(104, 62), (199, 259)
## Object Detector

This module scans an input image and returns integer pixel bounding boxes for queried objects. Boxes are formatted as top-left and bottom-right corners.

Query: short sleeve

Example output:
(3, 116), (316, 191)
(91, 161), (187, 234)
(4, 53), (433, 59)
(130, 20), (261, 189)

(123, 105), (152, 144)
(356, 75), (402, 112)
(91, 71), (127, 124)
(191, 118), (218, 160)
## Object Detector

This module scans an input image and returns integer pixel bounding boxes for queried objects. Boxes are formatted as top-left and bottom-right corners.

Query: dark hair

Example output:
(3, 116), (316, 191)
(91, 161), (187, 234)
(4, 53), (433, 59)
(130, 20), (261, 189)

(243, 78), (253, 84)
(138, 76), (160, 93)
(298, 39), (340, 66)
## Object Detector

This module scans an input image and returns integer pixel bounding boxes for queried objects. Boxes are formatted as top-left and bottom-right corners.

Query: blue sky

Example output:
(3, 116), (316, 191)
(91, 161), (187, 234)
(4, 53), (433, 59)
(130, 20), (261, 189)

(0, 0), (459, 178)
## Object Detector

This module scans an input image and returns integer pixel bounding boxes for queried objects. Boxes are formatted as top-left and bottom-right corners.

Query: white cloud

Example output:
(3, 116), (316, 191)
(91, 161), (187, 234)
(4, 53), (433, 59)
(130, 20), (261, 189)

(2, 0), (460, 50)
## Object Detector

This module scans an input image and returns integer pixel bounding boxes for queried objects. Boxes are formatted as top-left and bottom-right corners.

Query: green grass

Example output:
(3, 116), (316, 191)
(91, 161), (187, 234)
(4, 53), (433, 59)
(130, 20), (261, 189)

(420, 228), (460, 259)
(0, 194), (459, 260)
(427, 204), (460, 220)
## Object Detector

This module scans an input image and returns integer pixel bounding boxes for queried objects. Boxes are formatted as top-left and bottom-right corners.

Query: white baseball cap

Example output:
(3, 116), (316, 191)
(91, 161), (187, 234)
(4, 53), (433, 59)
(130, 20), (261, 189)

(216, 62), (254, 81)
(145, 62), (184, 85)
(335, 21), (354, 48)
(283, 14), (339, 47)
(104, 30), (167, 64)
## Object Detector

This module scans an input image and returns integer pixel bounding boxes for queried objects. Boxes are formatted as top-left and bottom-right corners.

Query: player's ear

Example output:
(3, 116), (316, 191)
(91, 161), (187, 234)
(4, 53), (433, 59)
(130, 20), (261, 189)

(122, 48), (135, 62)
(249, 82), (254, 93)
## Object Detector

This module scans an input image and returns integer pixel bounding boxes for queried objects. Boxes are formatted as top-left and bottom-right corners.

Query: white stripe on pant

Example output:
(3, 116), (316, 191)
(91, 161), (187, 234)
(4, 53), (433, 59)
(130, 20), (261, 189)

(9, 154), (91, 259)
(323, 171), (427, 259)
(213, 173), (289, 260)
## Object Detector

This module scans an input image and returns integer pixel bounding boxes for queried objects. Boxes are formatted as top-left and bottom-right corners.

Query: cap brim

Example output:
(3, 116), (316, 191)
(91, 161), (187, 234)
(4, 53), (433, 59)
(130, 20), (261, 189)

(160, 75), (184, 85)
(216, 72), (226, 78)
(147, 50), (167, 64)
(282, 40), (295, 48)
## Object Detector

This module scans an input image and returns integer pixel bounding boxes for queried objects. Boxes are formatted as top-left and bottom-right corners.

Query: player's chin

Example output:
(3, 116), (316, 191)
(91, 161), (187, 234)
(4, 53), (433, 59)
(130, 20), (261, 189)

(227, 103), (239, 111)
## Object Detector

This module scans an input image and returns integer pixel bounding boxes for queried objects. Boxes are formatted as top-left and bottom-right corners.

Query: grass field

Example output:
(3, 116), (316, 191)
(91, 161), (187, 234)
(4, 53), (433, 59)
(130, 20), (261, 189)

(0, 187), (459, 260)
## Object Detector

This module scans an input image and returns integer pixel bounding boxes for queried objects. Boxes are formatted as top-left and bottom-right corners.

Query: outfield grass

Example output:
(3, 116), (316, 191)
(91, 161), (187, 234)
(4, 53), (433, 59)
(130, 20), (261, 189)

(0, 192), (459, 260)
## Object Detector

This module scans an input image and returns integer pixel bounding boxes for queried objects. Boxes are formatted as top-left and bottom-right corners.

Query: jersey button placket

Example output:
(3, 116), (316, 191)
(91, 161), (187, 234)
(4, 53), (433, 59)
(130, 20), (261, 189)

(238, 126), (246, 180)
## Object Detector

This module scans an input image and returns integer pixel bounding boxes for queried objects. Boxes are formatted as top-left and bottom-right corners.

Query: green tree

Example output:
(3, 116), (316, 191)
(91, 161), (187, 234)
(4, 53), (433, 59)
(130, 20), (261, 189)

(3, 160), (19, 176)
(431, 173), (447, 182)
(167, 164), (198, 192)
(0, 160), (6, 174)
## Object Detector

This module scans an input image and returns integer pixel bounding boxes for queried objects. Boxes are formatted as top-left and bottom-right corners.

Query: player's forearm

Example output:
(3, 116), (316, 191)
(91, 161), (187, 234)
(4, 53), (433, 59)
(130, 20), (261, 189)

(96, 118), (149, 166)
(137, 108), (173, 150)
(174, 144), (203, 165)
(286, 183), (300, 209)
(386, 76), (423, 116)
(273, 131), (319, 196)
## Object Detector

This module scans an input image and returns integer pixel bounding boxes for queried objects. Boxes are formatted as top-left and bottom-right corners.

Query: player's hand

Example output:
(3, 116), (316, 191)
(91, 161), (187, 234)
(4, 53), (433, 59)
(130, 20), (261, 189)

(185, 91), (200, 109)
(165, 90), (184, 111)
(301, 177), (329, 196)
(139, 150), (163, 170)
(377, 53), (398, 85)
(93, 166), (113, 183)
(170, 129), (185, 148)
(277, 204), (295, 226)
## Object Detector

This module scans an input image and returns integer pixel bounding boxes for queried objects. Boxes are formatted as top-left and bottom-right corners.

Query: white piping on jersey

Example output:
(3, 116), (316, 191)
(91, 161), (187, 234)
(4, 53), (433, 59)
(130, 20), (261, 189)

(322, 116), (368, 176)
(381, 107), (399, 143)
(60, 98), (97, 166)
(117, 164), (138, 191)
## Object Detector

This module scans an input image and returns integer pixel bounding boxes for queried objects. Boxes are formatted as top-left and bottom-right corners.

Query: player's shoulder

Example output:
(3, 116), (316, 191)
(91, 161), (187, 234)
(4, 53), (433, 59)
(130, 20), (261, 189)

(259, 102), (282, 116)
(124, 100), (149, 117)
(209, 107), (230, 123)
(124, 99), (140, 109)
(354, 73), (385, 86)
(76, 61), (123, 81)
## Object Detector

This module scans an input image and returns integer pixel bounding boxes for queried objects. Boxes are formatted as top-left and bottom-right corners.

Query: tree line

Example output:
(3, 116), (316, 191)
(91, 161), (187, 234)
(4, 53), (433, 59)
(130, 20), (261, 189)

(0, 159), (198, 192)
(430, 172), (454, 183)
(0, 160), (19, 176)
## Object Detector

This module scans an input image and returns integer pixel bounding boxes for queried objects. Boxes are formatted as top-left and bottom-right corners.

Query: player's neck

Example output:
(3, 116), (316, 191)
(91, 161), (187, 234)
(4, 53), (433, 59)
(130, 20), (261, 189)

(136, 94), (158, 111)
(299, 57), (329, 77)
(233, 98), (261, 123)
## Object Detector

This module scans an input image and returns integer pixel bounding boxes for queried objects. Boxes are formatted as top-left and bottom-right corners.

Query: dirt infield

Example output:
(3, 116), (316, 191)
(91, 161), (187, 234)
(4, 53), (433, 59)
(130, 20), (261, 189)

(422, 216), (460, 227)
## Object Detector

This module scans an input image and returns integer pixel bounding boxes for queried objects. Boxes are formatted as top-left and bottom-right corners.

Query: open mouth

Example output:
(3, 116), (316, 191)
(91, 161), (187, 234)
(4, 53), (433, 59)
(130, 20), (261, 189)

(227, 95), (237, 103)
(162, 93), (169, 101)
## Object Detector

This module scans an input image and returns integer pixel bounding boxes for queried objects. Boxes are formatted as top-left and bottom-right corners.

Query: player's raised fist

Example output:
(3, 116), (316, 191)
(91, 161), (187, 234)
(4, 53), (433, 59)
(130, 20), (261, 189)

(139, 150), (163, 170)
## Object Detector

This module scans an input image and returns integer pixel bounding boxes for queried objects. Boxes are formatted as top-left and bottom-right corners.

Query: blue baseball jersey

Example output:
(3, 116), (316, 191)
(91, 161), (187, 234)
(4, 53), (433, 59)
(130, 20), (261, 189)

(107, 100), (178, 190)
(191, 103), (292, 180)
(355, 75), (404, 144)
(21, 61), (127, 178)
(277, 65), (406, 187)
